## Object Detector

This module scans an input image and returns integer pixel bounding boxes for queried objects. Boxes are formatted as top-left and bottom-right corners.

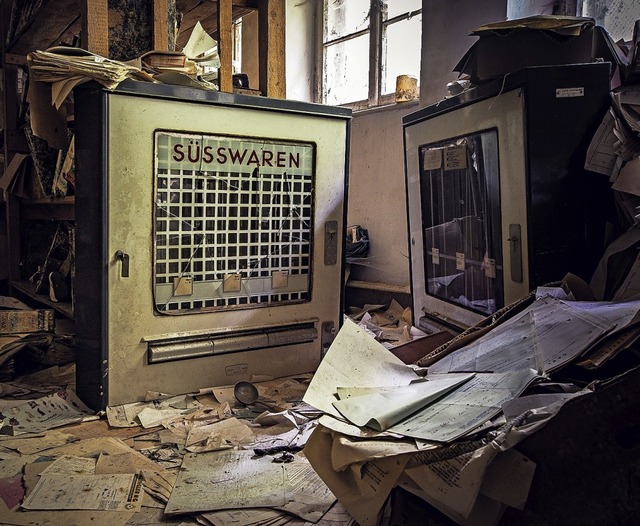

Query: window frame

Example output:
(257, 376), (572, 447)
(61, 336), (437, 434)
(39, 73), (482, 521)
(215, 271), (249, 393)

(317, 0), (422, 110)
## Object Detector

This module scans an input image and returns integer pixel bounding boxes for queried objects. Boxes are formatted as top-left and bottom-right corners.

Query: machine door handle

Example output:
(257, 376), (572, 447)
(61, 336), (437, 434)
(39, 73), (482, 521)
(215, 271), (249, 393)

(115, 250), (130, 278)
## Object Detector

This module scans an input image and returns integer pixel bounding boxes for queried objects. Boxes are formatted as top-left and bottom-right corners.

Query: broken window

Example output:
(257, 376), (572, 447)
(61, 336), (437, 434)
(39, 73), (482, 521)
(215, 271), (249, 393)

(321, 0), (422, 108)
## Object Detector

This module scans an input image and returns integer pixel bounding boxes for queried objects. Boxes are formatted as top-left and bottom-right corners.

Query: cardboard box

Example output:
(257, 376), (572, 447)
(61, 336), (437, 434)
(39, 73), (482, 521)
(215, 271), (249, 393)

(455, 16), (606, 84)
(475, 25), (595, 82)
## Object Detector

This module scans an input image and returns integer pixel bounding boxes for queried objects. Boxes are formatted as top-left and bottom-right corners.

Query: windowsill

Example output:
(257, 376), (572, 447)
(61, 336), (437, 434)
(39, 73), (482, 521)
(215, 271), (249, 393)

(349, 98), (420, 116)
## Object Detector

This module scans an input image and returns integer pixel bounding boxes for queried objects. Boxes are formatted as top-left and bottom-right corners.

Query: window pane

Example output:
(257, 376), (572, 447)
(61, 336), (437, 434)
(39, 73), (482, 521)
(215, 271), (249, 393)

(419, 131), (503, 316)
(384, 0), (421, 19)
(382, 16), (422, 95)
(323, 34), (370, 105)
(324, 0), (370, 42)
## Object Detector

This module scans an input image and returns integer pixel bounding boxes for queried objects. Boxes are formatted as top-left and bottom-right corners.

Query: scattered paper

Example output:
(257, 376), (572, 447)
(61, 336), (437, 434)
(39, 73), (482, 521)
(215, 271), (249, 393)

(21, 473), (143, 511)
(428, 297), (640, 375)
(303, 318), (419, 419)
(304, 426), (412, 526)
(0, 389), (93, 435)
(332, 373), (475, 430)
(388, 369), (539, 442)
(165, 450), (289, 514)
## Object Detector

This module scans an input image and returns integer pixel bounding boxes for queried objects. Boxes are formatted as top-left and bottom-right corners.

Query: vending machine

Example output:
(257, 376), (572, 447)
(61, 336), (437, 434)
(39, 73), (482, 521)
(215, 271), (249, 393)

(74, 80), (351, 409)
(404, 63), (611, 330)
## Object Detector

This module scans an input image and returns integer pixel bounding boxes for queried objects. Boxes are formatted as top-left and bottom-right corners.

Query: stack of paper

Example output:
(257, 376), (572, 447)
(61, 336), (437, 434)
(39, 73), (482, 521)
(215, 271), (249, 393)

(303, 318), (540, 443)
(585, 86), (640, 219)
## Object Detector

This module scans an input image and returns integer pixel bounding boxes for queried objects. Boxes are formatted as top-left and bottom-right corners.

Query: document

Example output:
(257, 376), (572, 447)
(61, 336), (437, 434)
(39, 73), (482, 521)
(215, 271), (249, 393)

(21, 473), (143, 511)
(28, 47), (144, 90)
(303, 318), (420, 419)
(275, 458), (337, 522)
(387, 369), (539, 442)
(428, 297), (640, 375)
(404, 442), (500, 520)
(0, 389), (93, 435)
(584, 109), (619, 177)
(184, 416), (254, 452)
(332, 373), (475, 430)
(165, 450), (289, 514)
(304, 426), (413, 526)
(328, 433), (424, 471)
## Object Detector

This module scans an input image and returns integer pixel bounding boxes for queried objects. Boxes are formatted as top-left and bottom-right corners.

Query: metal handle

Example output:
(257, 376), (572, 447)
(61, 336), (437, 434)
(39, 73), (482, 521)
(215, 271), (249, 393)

(115, 250), (130, 278)
(508, 224), (523, 283)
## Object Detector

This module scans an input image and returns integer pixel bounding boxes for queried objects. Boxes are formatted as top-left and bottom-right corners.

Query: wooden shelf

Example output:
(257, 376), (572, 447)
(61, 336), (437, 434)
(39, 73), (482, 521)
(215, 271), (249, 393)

(10, 279), (74, 319)
(21, 196), (75, 221)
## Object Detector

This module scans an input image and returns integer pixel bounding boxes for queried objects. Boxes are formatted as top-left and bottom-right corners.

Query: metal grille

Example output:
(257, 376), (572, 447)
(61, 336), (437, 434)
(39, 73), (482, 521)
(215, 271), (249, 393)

(153, 132), (315, 314)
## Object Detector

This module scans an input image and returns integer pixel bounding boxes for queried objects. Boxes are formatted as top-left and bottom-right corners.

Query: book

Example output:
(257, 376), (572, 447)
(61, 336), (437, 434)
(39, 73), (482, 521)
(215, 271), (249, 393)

(0, 309), (55, 335)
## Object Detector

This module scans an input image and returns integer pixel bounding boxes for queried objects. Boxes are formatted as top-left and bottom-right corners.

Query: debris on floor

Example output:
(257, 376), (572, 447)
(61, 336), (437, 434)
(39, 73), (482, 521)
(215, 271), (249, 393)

(0, 360), (356, 525)
(3, 284), (640, 526)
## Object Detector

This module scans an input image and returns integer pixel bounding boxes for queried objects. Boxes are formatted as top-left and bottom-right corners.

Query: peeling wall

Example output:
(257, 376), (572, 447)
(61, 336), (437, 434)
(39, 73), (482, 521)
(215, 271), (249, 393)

(580, 0), (640, 41)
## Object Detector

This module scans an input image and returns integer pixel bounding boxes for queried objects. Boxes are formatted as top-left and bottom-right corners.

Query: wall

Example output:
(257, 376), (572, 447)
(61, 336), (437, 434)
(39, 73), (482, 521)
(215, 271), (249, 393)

(285, 0), (316, 101)
(346, 0), (508, 300)
(282, 0), (637, 306)
(420, 0), (507, 106)
(346, 101), (418, 291)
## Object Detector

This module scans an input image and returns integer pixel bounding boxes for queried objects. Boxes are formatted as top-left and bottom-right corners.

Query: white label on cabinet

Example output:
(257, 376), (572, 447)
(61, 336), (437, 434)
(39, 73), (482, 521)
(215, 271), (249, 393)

(556, 87), (584, 98)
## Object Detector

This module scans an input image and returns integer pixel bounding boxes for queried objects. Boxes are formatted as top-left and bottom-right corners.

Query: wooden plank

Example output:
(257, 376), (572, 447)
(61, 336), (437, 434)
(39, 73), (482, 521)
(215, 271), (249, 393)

(10, 280), (74, 319)
(176, 2), (216, 50)
(232, 0), (258, 7)
(4, 54), (28, 65)
(153, 0), (170, 50)
(217, 0), (234, 93)
(81, 0), (109, 56)
(4, 0), (81, 56)
(258, 0), (286, 98)
(175, 1), (252, 51)
(22, 197), (76, 222)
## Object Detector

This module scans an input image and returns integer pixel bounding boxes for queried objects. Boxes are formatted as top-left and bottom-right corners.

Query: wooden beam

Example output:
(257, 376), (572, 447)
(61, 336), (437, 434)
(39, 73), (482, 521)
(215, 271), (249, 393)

(153, 0), (170, 50)
(4, 54), (28, 66)
(81, 0), (109, 56)
(258, 0), (285, 98)
(232, 0), (259, 7)
(217, 0), (234, 93)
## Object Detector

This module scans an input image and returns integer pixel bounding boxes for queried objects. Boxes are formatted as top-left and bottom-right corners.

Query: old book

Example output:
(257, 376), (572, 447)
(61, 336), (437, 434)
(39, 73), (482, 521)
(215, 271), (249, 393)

(0, 309), (55, 335)
(24, 121), (58, 198)
(141, 50), (187, 68)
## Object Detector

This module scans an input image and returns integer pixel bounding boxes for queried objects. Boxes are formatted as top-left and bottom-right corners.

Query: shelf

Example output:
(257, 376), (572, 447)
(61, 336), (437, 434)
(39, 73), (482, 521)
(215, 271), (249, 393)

(9, 279), (74, 319)
(21, 196), (75, 221)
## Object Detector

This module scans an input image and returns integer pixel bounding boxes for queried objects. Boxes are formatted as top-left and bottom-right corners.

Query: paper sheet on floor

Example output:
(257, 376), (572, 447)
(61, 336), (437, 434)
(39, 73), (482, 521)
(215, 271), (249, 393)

(21, 472), (143, 511)
(0, 389), (93, 435)
(165, 450), (290, 514)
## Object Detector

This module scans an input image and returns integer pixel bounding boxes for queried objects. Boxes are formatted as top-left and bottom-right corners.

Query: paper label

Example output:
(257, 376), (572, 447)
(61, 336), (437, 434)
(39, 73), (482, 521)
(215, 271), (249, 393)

(423, 148), (443, 170)
(484, 257), (496, 279)
(456, 252), (465, 271)
(556, 87), (584, 98)
(445, 145), (467, 170)
(223, 273), (242, 292)
(431, 247), (440, 265)
(173, 276), (193, 296)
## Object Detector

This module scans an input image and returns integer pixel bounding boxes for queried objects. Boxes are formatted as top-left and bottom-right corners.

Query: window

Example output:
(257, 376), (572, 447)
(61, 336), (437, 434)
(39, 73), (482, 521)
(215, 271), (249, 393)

(321, 0), (422, 108)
